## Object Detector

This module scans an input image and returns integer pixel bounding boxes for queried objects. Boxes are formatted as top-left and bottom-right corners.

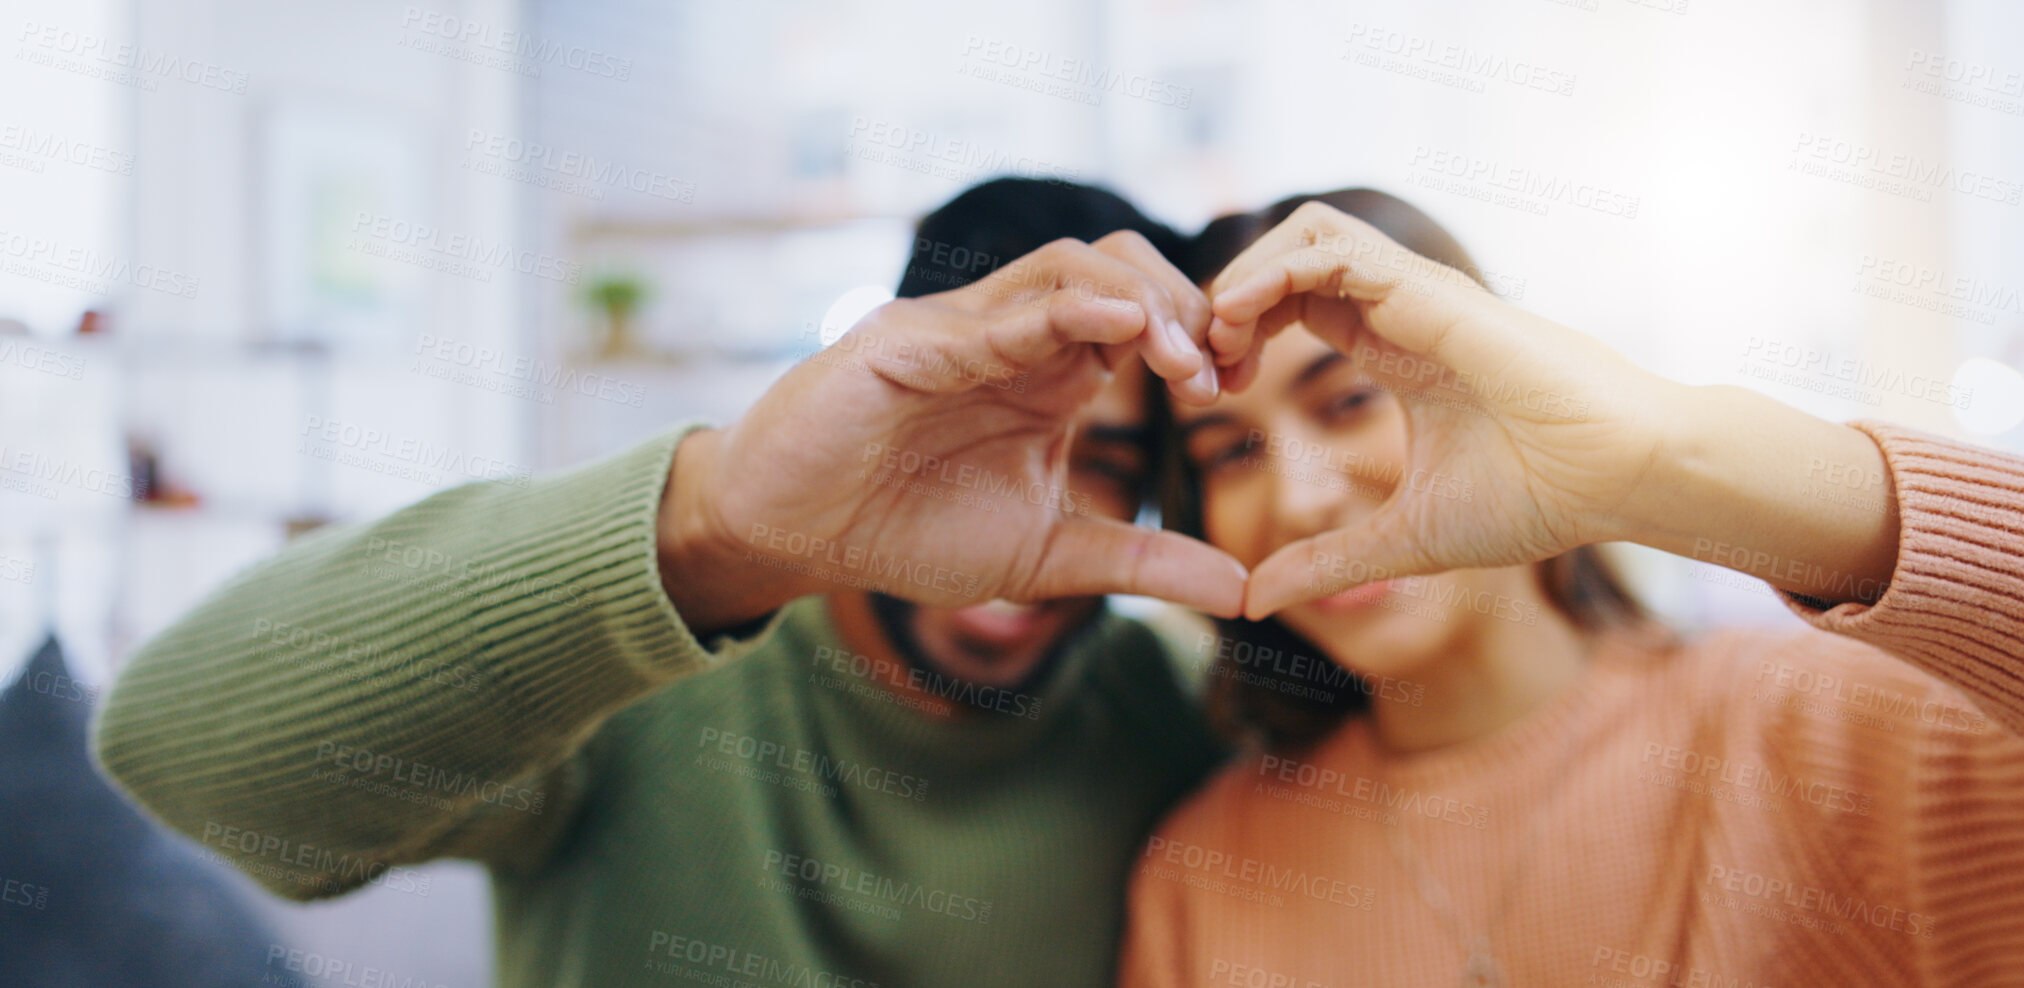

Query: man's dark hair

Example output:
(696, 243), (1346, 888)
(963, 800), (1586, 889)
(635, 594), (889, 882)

(896, 177), (1187, 298)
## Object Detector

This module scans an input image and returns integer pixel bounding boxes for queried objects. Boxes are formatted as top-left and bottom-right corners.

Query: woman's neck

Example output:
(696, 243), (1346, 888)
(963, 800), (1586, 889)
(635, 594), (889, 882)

(1367, 603), (1592, 755)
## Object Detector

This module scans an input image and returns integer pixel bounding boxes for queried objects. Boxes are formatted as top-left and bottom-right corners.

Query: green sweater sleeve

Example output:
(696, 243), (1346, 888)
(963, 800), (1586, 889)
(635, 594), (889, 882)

(91, 424), (784, 901)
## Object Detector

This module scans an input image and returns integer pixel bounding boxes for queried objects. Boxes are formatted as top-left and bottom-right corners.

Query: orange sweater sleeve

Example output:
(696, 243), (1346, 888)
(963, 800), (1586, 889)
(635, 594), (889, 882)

(1778, 421), (2024, 985)
(1779, 422), (2024, 734)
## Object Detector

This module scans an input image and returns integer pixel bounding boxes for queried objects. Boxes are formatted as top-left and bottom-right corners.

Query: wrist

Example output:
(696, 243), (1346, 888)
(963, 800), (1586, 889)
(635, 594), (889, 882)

(1619, 383), (1899, 602)
(658, 427), (808, 633)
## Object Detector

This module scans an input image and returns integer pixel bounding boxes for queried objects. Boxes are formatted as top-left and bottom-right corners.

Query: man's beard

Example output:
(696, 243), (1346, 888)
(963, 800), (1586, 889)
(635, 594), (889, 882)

(865, 593), (1096, 708)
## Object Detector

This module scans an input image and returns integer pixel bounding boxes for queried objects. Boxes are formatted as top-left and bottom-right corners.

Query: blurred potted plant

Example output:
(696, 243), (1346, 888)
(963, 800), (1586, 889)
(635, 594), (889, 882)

(585, 272), (649, 359)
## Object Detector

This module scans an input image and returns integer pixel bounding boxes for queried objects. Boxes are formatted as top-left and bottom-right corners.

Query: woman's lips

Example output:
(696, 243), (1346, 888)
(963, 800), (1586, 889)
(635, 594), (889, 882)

(1303, 580), (1395, 614)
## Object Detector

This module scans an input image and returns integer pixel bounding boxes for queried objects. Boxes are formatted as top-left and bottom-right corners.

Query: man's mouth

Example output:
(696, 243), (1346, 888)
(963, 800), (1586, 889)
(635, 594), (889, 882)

(944, 599), (1053, 645)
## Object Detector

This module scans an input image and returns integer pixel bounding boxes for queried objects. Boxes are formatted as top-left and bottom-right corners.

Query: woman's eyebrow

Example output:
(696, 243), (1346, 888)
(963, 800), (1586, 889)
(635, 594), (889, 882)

(1293, 351), (1346, 388)
(1174, 412), (1237, 439)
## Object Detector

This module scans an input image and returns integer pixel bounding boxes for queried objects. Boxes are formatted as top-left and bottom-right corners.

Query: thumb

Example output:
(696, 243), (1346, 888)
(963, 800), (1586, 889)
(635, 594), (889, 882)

(1027, 516), (1248, 619)
(1242, 506), (1436, 620)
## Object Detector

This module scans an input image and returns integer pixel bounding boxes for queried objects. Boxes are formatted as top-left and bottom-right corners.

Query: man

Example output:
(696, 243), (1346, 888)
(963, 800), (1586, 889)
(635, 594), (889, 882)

(93, 179), (1241, 987)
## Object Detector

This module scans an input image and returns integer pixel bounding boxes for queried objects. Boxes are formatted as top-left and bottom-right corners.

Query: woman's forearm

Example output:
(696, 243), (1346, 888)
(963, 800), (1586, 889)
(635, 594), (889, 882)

(1623, 382), (1902, 605)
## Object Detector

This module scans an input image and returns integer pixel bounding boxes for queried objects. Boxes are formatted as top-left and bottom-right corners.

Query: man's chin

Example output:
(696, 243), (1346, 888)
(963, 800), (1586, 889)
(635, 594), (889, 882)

(896, 596), (1100, 691)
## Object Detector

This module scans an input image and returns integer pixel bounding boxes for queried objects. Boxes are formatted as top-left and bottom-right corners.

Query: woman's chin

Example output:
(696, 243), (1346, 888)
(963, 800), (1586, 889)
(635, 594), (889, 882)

(1281, 601), (1450, 683)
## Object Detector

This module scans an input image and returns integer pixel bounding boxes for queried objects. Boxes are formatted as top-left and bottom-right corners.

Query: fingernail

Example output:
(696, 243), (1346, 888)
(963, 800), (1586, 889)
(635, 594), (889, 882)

(1190, 357), (1219, 399)
(1164, 318), (1199, 360)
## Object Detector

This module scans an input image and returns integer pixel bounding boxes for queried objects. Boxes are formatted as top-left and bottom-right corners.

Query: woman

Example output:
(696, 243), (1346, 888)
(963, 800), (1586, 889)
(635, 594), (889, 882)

(1120, 192), (2024, 986)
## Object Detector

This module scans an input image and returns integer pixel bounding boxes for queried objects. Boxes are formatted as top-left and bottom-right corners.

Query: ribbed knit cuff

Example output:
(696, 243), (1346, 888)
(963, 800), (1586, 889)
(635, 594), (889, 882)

(1779, 421), (2024, 732)
(506, 422), (790, 684)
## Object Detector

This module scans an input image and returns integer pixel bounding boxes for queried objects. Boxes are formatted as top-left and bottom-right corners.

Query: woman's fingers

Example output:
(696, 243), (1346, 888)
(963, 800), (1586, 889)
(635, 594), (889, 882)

(1242, 505), (1435, 620)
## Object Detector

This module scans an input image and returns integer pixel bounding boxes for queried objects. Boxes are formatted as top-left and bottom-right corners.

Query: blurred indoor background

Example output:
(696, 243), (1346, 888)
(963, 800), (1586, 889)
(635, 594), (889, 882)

(2, 0), (2020, 983)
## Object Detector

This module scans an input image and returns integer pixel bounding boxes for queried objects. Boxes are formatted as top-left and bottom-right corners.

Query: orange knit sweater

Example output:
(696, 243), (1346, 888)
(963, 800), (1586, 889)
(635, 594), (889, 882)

(1120, 422), (2024, 988)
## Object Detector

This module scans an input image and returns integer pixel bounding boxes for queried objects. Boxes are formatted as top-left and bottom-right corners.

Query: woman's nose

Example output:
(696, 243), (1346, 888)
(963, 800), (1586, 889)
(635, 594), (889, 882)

(1261, 431), (1394, 544)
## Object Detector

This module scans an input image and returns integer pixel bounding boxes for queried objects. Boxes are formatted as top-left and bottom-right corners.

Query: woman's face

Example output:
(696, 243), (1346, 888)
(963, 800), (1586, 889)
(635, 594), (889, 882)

(1173, 325), (1530, 679)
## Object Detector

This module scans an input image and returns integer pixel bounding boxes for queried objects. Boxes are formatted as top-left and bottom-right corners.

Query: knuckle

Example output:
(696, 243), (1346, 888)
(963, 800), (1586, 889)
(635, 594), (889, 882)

(1094, 229), (1152, 253)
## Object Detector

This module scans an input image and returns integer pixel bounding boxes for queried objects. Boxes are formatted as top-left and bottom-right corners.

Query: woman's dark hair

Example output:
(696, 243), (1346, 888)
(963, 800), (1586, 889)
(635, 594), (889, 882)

(1164, 188), (1656, 752)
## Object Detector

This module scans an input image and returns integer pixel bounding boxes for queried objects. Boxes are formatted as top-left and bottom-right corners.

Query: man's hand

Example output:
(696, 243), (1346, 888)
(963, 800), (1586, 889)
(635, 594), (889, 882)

(660, 231), (1248, 632)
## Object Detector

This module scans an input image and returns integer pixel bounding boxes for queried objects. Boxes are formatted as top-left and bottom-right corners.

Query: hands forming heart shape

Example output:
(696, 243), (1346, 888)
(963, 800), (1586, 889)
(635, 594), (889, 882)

(665, 201), (1824, 629)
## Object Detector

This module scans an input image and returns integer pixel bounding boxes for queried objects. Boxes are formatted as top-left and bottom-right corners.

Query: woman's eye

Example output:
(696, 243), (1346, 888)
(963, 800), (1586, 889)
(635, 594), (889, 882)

(1322, 387), (1377, 424)
(1201, 435), (1259, 470)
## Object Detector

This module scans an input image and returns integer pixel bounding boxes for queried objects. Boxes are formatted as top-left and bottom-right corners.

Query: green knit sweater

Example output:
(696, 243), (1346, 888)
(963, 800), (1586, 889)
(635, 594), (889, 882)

(91, 426), (1226, 988)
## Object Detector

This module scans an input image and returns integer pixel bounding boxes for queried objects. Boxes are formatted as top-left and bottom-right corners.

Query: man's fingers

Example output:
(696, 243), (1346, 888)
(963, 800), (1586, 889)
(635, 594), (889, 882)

(1091, 230), (1211, 359)
(1029, 517), (1248, 619)
(1088, 230), (1218, 405)
(964, 239), (1206, 383)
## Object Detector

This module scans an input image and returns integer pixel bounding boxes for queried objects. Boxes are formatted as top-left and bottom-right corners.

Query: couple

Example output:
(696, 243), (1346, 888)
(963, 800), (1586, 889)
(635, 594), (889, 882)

(95, 178), (2024, 987)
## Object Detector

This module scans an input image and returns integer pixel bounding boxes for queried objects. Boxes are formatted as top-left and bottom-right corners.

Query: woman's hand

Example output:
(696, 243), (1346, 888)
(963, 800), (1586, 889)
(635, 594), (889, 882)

(1203, 203), (1683, 618)
(1205, 201), (1901, 619)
